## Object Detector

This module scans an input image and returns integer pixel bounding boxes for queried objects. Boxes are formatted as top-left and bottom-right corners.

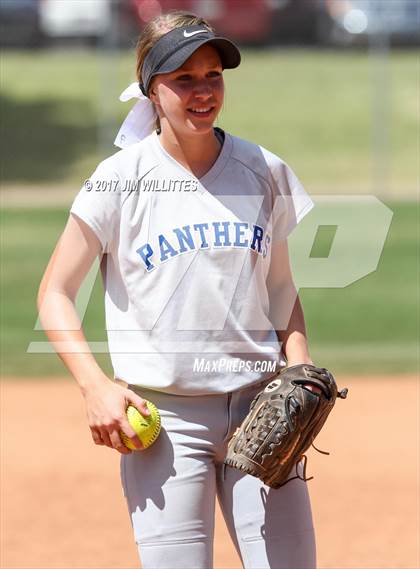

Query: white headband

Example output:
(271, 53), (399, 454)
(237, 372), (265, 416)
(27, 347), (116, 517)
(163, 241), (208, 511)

(114, 82), (157, 149)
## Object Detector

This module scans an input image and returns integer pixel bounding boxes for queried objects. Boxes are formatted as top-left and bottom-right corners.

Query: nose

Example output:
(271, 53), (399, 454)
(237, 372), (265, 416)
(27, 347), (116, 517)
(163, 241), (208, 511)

(192, 79), (212, 99)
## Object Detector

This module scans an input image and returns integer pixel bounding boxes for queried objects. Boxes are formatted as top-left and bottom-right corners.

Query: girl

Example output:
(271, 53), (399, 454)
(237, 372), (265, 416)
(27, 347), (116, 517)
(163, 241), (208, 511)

(38, 11), (318, 569)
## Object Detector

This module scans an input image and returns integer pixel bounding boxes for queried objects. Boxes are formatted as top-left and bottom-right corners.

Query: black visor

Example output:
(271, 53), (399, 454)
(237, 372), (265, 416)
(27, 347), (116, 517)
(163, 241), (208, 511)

(140, 25), (241, 96)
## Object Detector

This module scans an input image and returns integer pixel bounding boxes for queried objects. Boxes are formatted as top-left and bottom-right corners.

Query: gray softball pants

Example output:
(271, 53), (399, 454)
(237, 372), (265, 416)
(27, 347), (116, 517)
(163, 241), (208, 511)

(120, 380), (316, 569)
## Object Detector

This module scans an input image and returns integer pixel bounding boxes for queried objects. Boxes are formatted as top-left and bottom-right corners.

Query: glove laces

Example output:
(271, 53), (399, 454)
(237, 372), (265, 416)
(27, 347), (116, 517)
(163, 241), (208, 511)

(278, 385), (349, 487)
(277, 441), (331, 488)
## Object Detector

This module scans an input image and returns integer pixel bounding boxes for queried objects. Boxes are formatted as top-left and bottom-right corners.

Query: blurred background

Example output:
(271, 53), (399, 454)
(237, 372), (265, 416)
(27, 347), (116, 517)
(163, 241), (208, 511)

(1, 0), (419, 378)
(1, 4), (419, 569)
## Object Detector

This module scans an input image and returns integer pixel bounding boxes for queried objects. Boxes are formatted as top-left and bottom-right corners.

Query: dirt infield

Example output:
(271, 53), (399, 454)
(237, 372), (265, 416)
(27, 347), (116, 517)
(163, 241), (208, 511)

(1, 376), (419, 569)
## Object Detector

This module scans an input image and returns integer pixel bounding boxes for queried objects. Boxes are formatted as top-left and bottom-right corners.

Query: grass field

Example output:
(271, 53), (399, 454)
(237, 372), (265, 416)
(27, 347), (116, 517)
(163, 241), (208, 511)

(1, 48), (418, 377)
(1, 202), (418, 377)
(1, 48), (419, 195)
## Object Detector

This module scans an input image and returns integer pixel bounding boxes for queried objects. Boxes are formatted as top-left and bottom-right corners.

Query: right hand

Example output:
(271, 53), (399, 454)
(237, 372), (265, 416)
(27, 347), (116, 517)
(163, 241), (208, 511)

(82, 376), (151, 454)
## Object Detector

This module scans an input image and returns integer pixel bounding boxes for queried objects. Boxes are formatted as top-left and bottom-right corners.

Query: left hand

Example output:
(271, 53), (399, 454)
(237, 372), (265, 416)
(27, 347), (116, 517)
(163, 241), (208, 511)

(287, 360), (322, 394)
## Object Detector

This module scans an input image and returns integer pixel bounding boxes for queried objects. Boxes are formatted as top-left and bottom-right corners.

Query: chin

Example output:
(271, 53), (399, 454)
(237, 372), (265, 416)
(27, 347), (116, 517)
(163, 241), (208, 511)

(186, 121), (216, 135)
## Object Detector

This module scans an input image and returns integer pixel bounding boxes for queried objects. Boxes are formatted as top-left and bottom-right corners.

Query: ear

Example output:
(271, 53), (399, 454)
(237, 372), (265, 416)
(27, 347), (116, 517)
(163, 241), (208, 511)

(149, 91), (157, 104)
(148, 83), (160, 106)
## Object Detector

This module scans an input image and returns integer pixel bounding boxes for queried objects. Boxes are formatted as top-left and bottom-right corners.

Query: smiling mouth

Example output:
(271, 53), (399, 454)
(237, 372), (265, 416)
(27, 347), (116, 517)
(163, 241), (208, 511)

(187, 106), (215, 116)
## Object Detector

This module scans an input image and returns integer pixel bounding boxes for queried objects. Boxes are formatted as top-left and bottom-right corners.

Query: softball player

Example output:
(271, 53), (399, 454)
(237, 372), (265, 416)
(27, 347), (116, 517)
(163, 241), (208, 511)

(38, 11), (319, 569)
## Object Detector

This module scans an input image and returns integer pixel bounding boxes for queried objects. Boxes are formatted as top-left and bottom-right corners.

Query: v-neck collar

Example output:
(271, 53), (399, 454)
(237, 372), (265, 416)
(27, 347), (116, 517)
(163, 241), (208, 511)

(151, 128), (232, 192)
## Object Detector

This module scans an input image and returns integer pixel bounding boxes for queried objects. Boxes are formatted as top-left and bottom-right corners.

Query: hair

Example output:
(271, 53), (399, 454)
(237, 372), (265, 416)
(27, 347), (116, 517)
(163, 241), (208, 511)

(135, 11), (215, 132)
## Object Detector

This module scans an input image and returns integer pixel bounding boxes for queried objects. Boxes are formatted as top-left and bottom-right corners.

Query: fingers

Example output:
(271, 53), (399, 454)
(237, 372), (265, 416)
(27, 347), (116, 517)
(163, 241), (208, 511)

(87, 384), (152, 455)
(128, 393), (151, 417)
(108, 427), (133, 455)
(90, 424), (132, 454)
(119, 418), (144, 451)
(91, 429), (104, 446)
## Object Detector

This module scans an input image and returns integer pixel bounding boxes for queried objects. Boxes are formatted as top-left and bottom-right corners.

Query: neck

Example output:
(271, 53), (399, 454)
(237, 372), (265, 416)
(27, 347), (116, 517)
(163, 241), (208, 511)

(158, 124), (221, 179)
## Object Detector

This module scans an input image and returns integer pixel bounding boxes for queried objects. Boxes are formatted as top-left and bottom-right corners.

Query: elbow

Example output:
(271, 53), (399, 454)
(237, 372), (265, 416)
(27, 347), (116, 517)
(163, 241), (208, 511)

(37, 282), (74, 312)
(36, 274), (72, 314)
(37, 269), (54, 312)
(36, 280), (47, 332)
(37, 275), (47, 313)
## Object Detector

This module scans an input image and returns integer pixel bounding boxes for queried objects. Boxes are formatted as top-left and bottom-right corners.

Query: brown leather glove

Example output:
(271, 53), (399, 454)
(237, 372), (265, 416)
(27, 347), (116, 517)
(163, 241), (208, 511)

(224, 364), (348, 488)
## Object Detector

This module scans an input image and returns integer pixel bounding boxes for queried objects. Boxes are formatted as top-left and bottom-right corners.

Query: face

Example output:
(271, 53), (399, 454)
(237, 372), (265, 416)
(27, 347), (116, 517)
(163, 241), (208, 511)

(149, 44), (224, 136)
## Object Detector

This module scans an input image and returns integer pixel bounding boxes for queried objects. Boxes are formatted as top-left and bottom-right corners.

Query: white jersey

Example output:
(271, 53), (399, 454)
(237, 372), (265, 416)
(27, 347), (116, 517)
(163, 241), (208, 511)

(70, 129), (314, 395)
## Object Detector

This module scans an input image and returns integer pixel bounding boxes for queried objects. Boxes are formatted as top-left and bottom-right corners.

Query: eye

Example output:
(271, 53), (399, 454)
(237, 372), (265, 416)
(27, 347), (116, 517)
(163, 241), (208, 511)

(176, 74), (192, 81)
(208, 70), (222, 78)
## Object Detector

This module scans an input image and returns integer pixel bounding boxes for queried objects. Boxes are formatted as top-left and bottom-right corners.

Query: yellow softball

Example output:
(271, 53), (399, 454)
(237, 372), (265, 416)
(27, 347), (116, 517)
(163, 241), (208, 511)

(120, 401), (161, 450)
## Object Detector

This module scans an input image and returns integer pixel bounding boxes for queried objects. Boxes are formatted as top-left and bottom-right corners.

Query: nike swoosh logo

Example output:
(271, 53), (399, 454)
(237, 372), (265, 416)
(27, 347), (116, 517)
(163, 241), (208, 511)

(183, 29), (208, 38)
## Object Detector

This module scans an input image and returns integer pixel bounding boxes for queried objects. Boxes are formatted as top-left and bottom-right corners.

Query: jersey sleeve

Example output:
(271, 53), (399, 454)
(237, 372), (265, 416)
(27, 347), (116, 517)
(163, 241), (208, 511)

(70, 158), (122, 253)
(270, 159), (314, 243)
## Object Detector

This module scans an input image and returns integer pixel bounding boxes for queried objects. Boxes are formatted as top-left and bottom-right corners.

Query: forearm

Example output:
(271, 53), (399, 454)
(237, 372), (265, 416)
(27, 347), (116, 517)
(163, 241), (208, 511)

(37, 290), (110, 395)
(275, 293), (313, 366)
